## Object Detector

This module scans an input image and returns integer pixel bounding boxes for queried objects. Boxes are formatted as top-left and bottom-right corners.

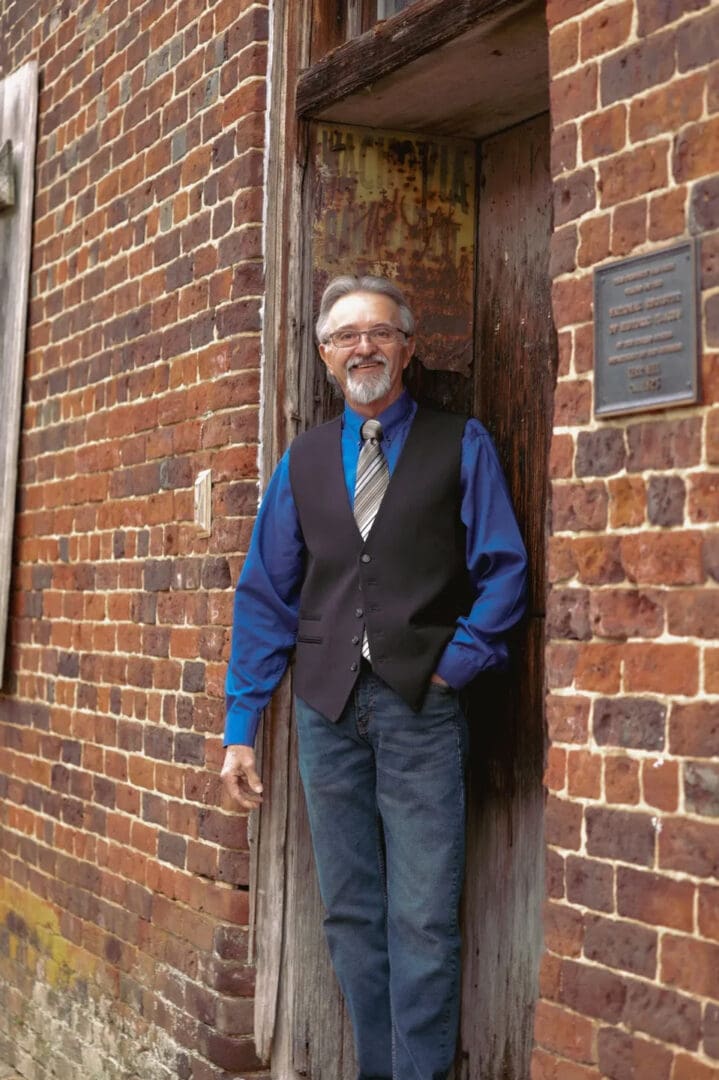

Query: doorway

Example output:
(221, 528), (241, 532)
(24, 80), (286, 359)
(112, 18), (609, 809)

(253, 6), (556, 1078)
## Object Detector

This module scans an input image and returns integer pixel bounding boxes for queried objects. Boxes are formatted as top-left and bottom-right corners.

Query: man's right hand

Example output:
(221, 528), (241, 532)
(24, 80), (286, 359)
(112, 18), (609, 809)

(221, 745), (264, 810)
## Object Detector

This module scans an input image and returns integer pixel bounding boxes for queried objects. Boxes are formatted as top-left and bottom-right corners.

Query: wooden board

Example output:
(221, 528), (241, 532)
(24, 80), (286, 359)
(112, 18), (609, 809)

(0, 61), (38, 680)
(460, 112), (555, 1080)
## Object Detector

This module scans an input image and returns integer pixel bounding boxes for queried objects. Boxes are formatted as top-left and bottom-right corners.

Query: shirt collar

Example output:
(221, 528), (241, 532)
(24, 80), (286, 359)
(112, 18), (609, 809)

(343, 390), (414, 445)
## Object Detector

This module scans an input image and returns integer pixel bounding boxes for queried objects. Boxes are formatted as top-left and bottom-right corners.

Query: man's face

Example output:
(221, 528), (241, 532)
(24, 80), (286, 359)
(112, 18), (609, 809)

(319, 291), (415, 416)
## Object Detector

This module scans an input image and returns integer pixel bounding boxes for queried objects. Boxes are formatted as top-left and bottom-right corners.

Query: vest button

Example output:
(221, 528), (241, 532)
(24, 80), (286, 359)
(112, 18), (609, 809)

(355, 608), (363, 618)
(360, 553), (371, 563)
(352, 635), (360, 645)
(350, 662), (358, 672)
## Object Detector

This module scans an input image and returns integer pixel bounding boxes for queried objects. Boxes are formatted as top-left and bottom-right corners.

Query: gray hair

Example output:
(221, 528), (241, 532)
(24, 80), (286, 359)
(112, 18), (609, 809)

(315, 275), (416, 343)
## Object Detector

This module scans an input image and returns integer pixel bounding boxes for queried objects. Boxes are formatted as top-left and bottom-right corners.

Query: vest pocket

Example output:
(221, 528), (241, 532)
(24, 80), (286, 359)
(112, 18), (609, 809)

(298, 614), (323, 644)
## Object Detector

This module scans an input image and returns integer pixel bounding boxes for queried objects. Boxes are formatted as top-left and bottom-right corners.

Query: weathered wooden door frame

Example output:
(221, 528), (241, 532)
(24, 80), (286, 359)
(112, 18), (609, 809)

(253, 1), (552, 1074)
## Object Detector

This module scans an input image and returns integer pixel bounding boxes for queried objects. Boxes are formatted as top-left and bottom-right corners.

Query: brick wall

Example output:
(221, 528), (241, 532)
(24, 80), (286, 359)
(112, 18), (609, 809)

(535, 1), (719, 1078)
(0, 1), (269, 1076)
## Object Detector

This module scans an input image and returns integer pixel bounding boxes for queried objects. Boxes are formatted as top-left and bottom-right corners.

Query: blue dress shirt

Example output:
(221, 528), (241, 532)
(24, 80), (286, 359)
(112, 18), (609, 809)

(225, 391), (528, 746)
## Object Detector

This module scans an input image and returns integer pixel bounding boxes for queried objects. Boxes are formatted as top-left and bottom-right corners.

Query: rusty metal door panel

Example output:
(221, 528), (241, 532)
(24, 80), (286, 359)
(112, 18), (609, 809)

(311, 122), (476, 376)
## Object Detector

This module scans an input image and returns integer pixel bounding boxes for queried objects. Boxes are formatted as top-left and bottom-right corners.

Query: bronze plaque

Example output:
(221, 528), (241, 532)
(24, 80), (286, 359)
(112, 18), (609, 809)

(594, 241), (699, 417)
(311, 122), (476, 375)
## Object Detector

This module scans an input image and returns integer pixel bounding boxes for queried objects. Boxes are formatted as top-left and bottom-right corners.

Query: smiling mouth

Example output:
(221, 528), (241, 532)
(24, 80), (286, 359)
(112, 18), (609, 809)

(348, 356), (387, 372)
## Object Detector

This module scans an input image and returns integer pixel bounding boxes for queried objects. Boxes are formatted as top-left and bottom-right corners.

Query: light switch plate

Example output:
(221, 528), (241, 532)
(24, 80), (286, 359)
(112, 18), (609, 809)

(194, 468), (211, 536)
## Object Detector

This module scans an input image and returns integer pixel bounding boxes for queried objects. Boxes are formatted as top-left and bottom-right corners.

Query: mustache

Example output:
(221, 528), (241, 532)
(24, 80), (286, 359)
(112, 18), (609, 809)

(346, 353), (388, 372)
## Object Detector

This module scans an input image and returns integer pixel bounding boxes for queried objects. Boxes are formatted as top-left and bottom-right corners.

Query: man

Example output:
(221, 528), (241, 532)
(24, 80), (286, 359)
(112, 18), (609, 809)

(222, 275), (527, 1080)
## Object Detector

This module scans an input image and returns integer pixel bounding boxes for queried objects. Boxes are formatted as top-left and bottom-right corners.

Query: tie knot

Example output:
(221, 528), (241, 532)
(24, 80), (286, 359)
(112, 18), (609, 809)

(361, 419), (383, 444)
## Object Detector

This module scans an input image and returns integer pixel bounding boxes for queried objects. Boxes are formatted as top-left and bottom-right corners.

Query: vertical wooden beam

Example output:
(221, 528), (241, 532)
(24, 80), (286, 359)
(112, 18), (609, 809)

(0, 61), (38, 679)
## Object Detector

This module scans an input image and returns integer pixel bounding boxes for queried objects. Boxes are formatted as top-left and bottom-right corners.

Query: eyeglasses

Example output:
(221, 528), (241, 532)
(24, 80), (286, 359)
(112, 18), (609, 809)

(324, 325), (409, 349)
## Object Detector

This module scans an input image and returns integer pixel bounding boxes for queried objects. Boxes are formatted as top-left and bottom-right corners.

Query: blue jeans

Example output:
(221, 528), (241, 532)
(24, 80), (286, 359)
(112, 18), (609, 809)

(295, 667), (468, 1080)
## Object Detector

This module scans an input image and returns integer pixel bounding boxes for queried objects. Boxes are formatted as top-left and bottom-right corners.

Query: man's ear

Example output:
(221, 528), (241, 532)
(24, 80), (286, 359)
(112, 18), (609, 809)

(402, 335), (416, 369)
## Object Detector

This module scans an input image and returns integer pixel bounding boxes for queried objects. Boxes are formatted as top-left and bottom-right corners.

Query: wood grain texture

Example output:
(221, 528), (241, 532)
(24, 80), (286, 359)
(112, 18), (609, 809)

(460, 113), (555, 1080)
(298, 0), (536, 118)
(0, 62), (38, 680)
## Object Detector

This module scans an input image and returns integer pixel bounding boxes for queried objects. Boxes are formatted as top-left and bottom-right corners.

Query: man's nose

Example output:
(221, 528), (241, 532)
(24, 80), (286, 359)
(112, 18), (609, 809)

(353, 332), (376, 353)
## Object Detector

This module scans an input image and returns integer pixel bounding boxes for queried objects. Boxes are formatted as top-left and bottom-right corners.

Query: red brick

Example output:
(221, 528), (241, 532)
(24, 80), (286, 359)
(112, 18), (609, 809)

(594, 696), (666, 751)
(552, 122), (579, 177)
(674, 115), (719, 183)
(552, 275), (594, 328)
(617, 865), (694, 932)
(572, 536), (624, 584)
(673, 1054), (719, 1080)
(572, 323), (594, 375)
(589, 589), (664, 639)
(667, 590), (719, 637)
(533, 999), (596, 1063)
(660, 818), (719, 877)
(642, 757), (679, 812)
(623, 980), (701, 1049)
(580, 2), (632, 59)
(584, 913), (657, 978)
(608, 476), (646, 528)
(689, 473), (719, 523)
(624, 642), (699, 695)
(544, 900), (584, 957)
(630, 73), (705, 143)
(581, 105), (627, 160)
(546, 746), (568, 793)
(699, 883), (719, 941)
(600, 32), (676, 107)
(566, 855), (614, 912)
(552, 482), (608, 531)
(567, 749), (602, 798)
(620, 532), (704, 585)
(550, 21), (580, 76)
(586, 806), (656, 866)
(551, 64), (599, 126)
(669, 701), (719, 757)
(560, 958), (626, 1022)
(598, 141), (669, 208)
(708, 648), (719, 694)
(554, 380), (593, 425)
(661, 934), (719, 999)
(550, 434), (575, 479)
(546, 795), (583, 851)
(597, 1027), (672, 1080)
(611, 198), (647, 257)
(554, 169), (596, 227)
(547, 695), (591, 744)
(648, 186), (687, 241)
(605, 755), (640, 805)
(575, 643), (622, 692)
(577, 212), (611, 266)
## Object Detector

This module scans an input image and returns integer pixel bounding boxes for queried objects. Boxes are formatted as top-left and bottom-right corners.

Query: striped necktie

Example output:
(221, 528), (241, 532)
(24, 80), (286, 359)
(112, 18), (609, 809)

(354, 419), (389, 541)
(354, 419), (389, 661)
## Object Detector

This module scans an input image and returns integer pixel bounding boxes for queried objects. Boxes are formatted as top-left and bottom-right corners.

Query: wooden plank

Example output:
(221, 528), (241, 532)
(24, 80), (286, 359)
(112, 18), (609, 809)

(252, 0), (311, 1064)
(297, 0), (537, 118)
(459, 112), (555, 1080)
(475, 113), (555, 617)
(0, 61), (38, 678)
(0, 141), (14, 209)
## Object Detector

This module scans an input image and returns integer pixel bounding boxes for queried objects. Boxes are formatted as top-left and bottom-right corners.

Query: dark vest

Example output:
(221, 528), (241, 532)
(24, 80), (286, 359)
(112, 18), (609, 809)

(288, 406), (472, 721)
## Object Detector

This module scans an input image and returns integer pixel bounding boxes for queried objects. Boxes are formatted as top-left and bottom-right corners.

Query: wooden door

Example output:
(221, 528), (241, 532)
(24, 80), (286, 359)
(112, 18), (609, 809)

(257, 113), (555, 1079)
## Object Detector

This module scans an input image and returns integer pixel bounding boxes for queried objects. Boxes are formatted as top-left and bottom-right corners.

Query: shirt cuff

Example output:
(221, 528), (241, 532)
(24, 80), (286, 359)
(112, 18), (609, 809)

(223, 706), (263, 748)
(435, 638), (510, 689)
